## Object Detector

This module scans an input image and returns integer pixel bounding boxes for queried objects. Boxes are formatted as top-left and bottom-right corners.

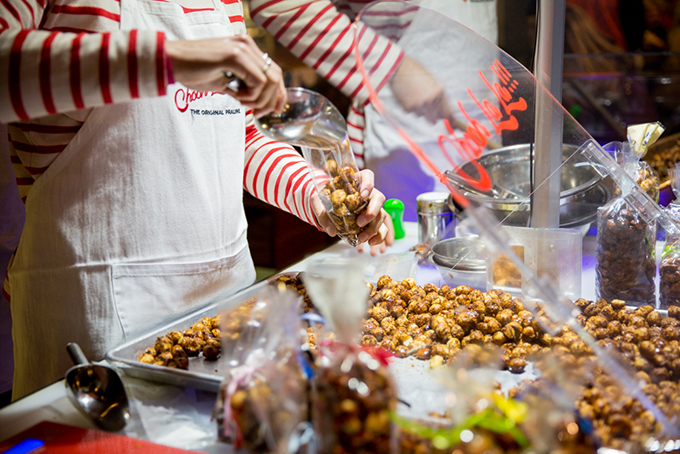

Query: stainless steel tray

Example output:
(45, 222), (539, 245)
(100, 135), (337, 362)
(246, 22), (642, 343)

(105, 273), (298, 392)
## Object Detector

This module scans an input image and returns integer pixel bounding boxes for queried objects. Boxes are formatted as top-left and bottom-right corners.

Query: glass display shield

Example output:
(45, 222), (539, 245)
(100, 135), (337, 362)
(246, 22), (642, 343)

(353, 0), (680, 445)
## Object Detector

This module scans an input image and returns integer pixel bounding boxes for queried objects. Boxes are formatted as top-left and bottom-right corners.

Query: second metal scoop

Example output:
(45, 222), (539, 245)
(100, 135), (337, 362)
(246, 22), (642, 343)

(65, 343), (130, 432)
(255, 87), (348, 150)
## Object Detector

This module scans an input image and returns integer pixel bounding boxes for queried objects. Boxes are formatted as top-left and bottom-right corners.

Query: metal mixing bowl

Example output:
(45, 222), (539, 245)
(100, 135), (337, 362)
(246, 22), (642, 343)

(446, 144), (613, 227)
(428, 238), (487, 289)
(430, 237), (486, 270)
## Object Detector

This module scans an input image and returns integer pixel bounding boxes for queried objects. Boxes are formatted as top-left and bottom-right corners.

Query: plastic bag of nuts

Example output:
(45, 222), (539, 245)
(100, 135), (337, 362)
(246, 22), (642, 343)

(217, 288), (308, 453)
(660, 234), (680, 310)
(302, 260), (398, 454)
(312, 345), (398, 454)
(303, 146), (368, 246)
(596, 197), (656, 306)
(636, 161), (660, 203)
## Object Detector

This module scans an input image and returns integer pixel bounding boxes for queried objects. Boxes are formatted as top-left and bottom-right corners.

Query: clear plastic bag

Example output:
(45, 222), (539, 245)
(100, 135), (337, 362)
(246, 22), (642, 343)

(305, 147), (368, 247)
(302, 258), (398, 454)
(312, 347), (397, 454)
(669, 163), (680, 204)
(217, 288), (308, 453)
(637, 161), (660, 203)
(596, 197), (657, 306)
(660, 233), (680, 310)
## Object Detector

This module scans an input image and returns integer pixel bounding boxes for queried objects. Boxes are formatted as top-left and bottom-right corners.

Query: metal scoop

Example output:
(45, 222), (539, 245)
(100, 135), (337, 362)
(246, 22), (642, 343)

(255, 87), (348, 150)
(65, 343), (130, 432)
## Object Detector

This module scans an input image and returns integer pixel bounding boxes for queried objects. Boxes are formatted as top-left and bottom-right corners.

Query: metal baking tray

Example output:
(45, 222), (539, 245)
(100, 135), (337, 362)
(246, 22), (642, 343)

(105, 273), (297, 392)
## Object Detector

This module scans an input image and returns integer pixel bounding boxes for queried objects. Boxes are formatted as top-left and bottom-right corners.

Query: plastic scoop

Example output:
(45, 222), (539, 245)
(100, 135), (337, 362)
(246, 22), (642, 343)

(255, 87), (348, 150)
(65, 343), (130, 432)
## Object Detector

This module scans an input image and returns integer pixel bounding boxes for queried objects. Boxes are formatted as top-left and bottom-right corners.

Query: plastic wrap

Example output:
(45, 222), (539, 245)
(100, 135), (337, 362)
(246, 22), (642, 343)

(661, 233), (680, 310)
(669, 164), (680, 204)
(596, 198), (657, 306)
(349, 0), (680, 445)
(305, 147), (368, 247)
(217, 288), (308, 453)
(303, 259), (398, 454)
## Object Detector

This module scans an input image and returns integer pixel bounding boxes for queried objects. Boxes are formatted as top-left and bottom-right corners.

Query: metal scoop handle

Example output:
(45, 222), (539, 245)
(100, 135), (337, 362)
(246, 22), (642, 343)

(67, 342), (90, 366)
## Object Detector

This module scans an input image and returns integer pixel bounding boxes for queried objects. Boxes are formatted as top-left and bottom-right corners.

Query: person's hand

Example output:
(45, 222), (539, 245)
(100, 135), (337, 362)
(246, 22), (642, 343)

(311, 169), (390, 247)
(357, 211), (394, 256)
(165, 34), (285, 117)
(389, 55), (454, 124)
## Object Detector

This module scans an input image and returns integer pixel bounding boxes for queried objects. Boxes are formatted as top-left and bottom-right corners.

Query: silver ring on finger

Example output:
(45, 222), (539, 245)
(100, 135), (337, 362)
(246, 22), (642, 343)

(261, 52), (273, 75)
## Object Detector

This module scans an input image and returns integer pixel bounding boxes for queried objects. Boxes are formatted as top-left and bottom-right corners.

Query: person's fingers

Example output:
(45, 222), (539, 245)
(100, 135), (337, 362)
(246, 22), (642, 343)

(358, 169), (375, 199)
(357, 188), (385, 227)
(368, 224), (389, 247)
(384, 213), (395, 247)
(358, 208), (387, 244)
(274, 82), (287, 113)
(252, 65), (286, 118)
(311, 193), (337, 237)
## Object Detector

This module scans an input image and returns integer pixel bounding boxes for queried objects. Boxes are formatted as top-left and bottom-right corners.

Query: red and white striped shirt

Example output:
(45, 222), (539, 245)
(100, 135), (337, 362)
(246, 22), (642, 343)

(0, 0), (318, 231)
(248, 0), (406, 169)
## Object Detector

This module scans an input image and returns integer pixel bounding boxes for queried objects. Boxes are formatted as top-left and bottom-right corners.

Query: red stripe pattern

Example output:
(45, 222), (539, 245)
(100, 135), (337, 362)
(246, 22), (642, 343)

(249, 0), (406, 169)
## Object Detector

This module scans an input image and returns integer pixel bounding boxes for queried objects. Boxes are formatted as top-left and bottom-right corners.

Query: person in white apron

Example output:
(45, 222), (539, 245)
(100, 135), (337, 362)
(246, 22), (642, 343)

(5, 0), (390, 399)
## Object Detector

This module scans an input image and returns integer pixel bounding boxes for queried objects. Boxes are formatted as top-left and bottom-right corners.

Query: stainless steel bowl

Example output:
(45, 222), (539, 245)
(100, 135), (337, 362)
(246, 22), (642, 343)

(428, 238), (487, 289)
(430, 237), (486, 270)
(446, 144), (613, 227)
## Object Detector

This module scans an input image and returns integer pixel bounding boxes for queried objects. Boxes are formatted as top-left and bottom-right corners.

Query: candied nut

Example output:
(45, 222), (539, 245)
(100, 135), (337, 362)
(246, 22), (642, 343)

(669, 305), (680, 320)
(431, 344), (450, 358)
(611, 299), (626, 310)
(496, 309), (514, 326)
(434, 323), (450, 339)
(628, 315), (646, 328)
(521, 326), (537, 342)
(633, 327), (650, 343)
(507, 357), (527, 373)
(646, 310), (662, 326)
(361, 335), (378, 346)
(446, 338), (461, 351)
(492, 331), (506, 345)
(539, 333), (553, 346)
(449, 324), (465, 339)
(502, 322), (522, 342)
(414, 347), (431, 360)
(430, 355), (445, 369)
(379, 337), (397, 351)
(394, 345), (409, 358)
(138, 353), (155, 363)
(415, 313), (432, 328)
(203, 340), (220, 360)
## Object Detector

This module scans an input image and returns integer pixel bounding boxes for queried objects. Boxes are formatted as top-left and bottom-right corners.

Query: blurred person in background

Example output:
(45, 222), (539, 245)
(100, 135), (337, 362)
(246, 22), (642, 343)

(249, 0), (499, 221)
(0, 0), (390, 399)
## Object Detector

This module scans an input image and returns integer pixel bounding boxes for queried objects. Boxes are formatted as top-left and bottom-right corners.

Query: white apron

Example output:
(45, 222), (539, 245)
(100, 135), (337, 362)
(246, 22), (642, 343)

(8, 0), (255, 399)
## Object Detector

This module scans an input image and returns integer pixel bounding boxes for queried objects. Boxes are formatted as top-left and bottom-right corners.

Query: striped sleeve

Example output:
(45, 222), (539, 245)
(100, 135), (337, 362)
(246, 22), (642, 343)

(0, 0), (169, 123)
(249, 0), (404, 107)
(242, 110), (321, 229)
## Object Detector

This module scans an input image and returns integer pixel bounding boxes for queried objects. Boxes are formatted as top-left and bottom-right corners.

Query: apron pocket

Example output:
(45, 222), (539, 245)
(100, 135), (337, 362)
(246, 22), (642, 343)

(111, 247), (255, 340)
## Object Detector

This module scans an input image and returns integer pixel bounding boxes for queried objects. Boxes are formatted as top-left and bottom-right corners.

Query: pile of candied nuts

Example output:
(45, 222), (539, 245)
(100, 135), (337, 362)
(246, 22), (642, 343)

(361, 275), (680, 449)
(138, 300), (259, 368)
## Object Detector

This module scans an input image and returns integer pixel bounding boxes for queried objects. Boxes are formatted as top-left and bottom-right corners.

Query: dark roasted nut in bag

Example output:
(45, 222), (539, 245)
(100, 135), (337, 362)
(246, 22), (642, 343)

(217, 289), (308, 453)
(596, 200), (656, 306)
(229, 353), (308, 453)
(313, 348), (397, 454)
(660, 235), (680, 310)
